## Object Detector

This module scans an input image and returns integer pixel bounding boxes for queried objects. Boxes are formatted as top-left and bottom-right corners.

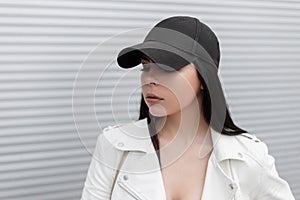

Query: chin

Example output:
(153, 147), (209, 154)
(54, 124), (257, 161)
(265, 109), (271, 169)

(149, 105), (168, 117)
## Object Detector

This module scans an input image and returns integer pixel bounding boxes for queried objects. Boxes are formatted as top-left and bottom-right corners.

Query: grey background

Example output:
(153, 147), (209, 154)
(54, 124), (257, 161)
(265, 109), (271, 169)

(0, 0), (299, 199)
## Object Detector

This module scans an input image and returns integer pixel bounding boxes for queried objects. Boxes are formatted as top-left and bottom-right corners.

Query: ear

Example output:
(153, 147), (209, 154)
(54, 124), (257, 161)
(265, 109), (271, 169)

(196, 86), (204, 98)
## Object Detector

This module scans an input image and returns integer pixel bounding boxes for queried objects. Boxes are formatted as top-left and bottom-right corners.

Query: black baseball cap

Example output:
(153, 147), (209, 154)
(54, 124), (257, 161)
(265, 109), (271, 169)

(117, 16), (220, 72)
(116, 16), (228, 133)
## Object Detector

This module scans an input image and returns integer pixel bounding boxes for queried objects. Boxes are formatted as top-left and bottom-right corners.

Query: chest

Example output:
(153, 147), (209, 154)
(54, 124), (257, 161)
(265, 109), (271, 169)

(160, 148), (212, 200)
(111, 151), (255, 200)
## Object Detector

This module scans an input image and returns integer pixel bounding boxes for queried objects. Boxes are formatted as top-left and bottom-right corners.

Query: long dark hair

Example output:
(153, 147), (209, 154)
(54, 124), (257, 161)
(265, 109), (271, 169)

(137, 55), (248, 164)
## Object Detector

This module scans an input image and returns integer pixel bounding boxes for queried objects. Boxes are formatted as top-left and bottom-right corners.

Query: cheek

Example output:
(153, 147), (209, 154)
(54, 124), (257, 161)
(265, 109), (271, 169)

(139, 67), (200, 115)
(167, 72), (200, 107)
(148, 90), (177, 117)
(140, 73), (146, 85)
(149, 77), (198, 117)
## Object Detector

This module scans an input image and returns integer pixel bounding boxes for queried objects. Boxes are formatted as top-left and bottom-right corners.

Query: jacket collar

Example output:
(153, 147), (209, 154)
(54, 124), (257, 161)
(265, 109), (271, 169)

(103, 118), (246, 163)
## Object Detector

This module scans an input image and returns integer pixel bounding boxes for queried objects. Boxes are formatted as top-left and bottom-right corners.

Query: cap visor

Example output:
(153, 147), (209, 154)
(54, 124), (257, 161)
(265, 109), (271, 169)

(117, 41), (198, 71)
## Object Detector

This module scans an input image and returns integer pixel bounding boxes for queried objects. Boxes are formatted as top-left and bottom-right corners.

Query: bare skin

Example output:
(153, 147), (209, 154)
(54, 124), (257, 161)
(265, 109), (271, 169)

(140, 58), (214, 200)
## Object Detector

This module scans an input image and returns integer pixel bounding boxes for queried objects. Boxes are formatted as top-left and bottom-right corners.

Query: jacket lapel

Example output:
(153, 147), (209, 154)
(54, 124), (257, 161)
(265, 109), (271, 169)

(104, 118), (246, 200)
(200, 153), (236, 200)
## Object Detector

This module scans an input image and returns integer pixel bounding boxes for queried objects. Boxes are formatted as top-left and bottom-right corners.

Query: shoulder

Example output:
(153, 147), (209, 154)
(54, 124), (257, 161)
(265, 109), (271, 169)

(102, 124), (123, 133)
(100, 119), (152, 153)
(235, 133), (295, 199)
(234, 132), (271, 169)
(98, 123), (125, 151)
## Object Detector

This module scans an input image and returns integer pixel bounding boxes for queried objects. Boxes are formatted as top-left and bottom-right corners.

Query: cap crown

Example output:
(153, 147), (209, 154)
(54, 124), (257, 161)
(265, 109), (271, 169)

(144, 16), (220, 68)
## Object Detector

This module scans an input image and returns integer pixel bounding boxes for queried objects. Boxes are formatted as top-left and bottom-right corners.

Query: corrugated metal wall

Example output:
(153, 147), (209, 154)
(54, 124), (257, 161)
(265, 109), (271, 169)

(0, 0), (299, 199)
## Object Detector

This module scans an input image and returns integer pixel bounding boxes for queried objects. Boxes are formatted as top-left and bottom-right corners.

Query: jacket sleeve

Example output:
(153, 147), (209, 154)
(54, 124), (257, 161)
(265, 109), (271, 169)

(80, 133), (118, 200)
(253, 141), (295, 200)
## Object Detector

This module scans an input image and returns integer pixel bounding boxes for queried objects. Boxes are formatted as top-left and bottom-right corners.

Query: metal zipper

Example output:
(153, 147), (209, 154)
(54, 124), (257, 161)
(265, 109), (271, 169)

(117, 180), (146, 200)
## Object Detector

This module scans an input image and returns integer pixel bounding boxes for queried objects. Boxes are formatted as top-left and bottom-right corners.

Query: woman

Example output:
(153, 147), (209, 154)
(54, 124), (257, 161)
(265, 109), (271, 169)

(81, 16), (295, 200)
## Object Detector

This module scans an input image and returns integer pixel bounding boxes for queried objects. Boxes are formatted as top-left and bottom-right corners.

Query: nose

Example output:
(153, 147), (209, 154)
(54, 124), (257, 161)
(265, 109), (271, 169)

(143, 74), (159, 86)
(141, 65), (160, 86)
(149, 81), (158, 86)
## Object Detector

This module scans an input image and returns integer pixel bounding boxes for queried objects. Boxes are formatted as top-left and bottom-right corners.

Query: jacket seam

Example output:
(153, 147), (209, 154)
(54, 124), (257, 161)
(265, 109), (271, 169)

(251, 161), (266, 198)
(248, 141), (269, 198)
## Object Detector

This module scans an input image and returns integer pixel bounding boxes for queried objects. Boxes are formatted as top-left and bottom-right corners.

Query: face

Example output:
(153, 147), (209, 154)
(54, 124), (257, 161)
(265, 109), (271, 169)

(140, 58), (203, 117)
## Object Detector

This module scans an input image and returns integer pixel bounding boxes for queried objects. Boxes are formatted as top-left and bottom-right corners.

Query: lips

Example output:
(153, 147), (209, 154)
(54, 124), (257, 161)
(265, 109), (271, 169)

(145, 93), (164, 104)
(146, 93), (164, 100)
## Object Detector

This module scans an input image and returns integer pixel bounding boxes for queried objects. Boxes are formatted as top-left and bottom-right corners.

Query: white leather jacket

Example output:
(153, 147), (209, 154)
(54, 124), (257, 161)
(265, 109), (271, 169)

(80, 118), (295, 200)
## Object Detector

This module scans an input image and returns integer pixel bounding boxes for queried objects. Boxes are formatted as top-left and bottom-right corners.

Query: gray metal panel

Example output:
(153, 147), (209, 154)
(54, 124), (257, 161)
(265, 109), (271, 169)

(0, 0), (299, 199)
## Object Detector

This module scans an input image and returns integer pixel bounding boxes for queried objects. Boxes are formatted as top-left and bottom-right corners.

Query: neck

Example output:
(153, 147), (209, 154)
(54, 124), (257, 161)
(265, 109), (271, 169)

(156, 96), (211, 147)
